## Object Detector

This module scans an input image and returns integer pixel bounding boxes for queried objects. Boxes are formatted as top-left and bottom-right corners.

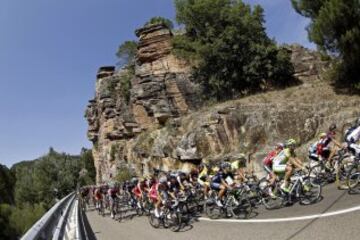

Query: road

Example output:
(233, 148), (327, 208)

(86, 184), (360, 240)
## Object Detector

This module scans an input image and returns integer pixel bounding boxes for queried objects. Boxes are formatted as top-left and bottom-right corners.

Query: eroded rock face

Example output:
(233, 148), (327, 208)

(85, 24), (359, 183)
(85, 24), (199, 183)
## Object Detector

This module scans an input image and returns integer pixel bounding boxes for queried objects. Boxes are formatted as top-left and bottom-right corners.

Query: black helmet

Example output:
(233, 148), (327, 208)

(329, 123), (337, 131)
(357, 118), (360, 127)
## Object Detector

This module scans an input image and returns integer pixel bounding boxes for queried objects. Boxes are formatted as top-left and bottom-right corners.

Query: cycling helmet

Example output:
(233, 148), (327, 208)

(220, 162), (231, 169)
(159, 176), (167, 184)
(329, 123), (337, 131)
(236, 153), (246, 160)
(169, 172), (177, 179)
(286, 139), (297, 147)
(319, 132), (327, 138)
(131, 177), (138, 185)
(356, 118), (360, 126)
(276, 143), (285, 149)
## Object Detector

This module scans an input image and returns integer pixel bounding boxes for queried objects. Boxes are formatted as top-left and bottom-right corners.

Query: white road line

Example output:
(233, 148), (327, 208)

(199, 205), (360, 223)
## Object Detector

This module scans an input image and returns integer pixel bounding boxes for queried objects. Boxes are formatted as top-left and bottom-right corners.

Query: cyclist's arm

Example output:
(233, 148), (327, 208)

(221, 178), (230, 188)
(332, 138), (342, 148)
(169, 191), (176, 200)
(289, 157), (303, 169)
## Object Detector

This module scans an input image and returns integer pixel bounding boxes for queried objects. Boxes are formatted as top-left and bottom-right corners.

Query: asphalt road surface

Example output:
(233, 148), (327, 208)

(86, 184), (360, 240)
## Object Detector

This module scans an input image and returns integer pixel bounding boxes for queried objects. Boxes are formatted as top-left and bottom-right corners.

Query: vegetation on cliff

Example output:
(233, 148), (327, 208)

(0, 148), (96, 239)
(145, 16), (174, 29)
(116, 40), (138, 67)
(292, 0), (360, 90)
(173, 0), (295, 100)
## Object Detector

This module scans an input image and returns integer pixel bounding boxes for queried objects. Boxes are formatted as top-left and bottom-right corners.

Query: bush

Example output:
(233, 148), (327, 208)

(0, 204), (17, 239)
(9, 203), (46, 236)
(119, 70), (133, 103)
(115, 167), (133, 183)
(144, 16), (174, 29)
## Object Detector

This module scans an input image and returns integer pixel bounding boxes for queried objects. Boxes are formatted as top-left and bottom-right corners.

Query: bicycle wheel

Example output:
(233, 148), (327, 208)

(169, 212), (182, 232)
(347, 164), (360, 193)
(300, 177), (321, 205)
(309, 164), (327, 186)
(336, 159), (353, 190)
(261, 183), (283, 210)
(148, 213), (160, 228)
(229, 196), (252, 219)
(205, 203), (222, 219)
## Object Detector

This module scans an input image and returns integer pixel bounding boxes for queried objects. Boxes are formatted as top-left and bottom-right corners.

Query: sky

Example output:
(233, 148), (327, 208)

(0, 0), (314, 167)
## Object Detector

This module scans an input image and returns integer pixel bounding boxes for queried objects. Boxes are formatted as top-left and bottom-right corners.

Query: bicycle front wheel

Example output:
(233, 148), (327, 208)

(347, 165), (360, 193)
(300, 178), (322, 205)
(336, 160), (353, 190)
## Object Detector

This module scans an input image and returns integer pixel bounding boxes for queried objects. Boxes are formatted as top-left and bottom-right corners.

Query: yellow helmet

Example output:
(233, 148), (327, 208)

(286, 139), (297, 147)
(319, 132), (327, 138)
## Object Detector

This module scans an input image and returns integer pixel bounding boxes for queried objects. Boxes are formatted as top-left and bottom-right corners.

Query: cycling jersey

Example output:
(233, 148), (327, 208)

(168, 181), (181, 193)
(94, 189), (102, 200)
(346, 126), (360, 158)
(211, 171), (233, 184)
(263, 150), (278, 167)
(149, 182), (159, 202)
(132, 182), (147, 198)
(108, 188), (118, 198)
(272, 148), (295, 173)
(346, 126), (360, 143)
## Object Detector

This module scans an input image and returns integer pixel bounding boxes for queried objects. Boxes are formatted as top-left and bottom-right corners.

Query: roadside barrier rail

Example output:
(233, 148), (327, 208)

(21, 191), (96, 240)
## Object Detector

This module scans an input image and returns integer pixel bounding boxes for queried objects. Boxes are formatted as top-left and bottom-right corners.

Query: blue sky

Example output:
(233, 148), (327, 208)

(0, 0), (314, 167)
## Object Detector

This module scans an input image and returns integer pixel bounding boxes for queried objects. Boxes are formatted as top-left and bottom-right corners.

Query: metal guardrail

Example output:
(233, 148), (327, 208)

(21, 191), (96, 240)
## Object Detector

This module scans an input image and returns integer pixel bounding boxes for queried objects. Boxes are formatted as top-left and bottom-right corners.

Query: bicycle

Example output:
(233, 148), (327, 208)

(335, 148), (355, 189)
(205, 186), (252, 219)
(346, 157), (360, 193)
(261, 169), (321, 209)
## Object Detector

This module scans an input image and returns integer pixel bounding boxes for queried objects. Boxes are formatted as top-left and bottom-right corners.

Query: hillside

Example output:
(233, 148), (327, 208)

(85, 23), (360, 183)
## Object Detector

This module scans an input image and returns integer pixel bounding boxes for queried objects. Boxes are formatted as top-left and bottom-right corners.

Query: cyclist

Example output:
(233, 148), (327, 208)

(197, 163), (210, 198)
(263, 143), (284, 196)
(94, 186), (102, 210)
(231, 154), (247, 183)
(316, 124), (342, 166)
(154, 176), (169, 218)
(149, 175), (159, 204)
(345, 118), (360, 158)
(108, 182), (119, 219)
(133, 177), (149, 208)
(177, 171), (192, 190)
(210, 162), (234, 207)
(168, 173), (182, 199)
(272, 139), (304, 192)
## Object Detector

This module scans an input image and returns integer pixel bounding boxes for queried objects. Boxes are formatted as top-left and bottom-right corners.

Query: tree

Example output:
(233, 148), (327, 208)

(173, 0), (294, 100)
(116, 40), (138, 67)
(0, 165), (15, 204)
(291, 0), (360, 89)
(0, 204), (17, 239)
(78, 148), (96, 186)
(144, 16), (174, 29)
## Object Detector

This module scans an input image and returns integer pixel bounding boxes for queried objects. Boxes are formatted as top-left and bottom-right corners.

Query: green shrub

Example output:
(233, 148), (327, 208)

(144, 16), (174, 29)
(115, 167), (133, 183)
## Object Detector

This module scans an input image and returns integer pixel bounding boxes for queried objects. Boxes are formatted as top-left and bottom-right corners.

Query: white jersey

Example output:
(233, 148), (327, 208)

(347, 126), (360, 143)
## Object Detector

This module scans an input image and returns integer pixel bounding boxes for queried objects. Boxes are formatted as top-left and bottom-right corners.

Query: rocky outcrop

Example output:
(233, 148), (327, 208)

(85, 23), (359, 183)
(85, 24), (199, 183)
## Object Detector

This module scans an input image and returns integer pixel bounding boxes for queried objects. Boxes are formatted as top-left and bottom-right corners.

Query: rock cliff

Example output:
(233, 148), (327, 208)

(85, 24), (360, 183)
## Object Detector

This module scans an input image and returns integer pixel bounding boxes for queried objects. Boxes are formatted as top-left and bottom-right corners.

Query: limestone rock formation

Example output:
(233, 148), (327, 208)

(85, 24), (199, 183)
(85, 23), (360, 183)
